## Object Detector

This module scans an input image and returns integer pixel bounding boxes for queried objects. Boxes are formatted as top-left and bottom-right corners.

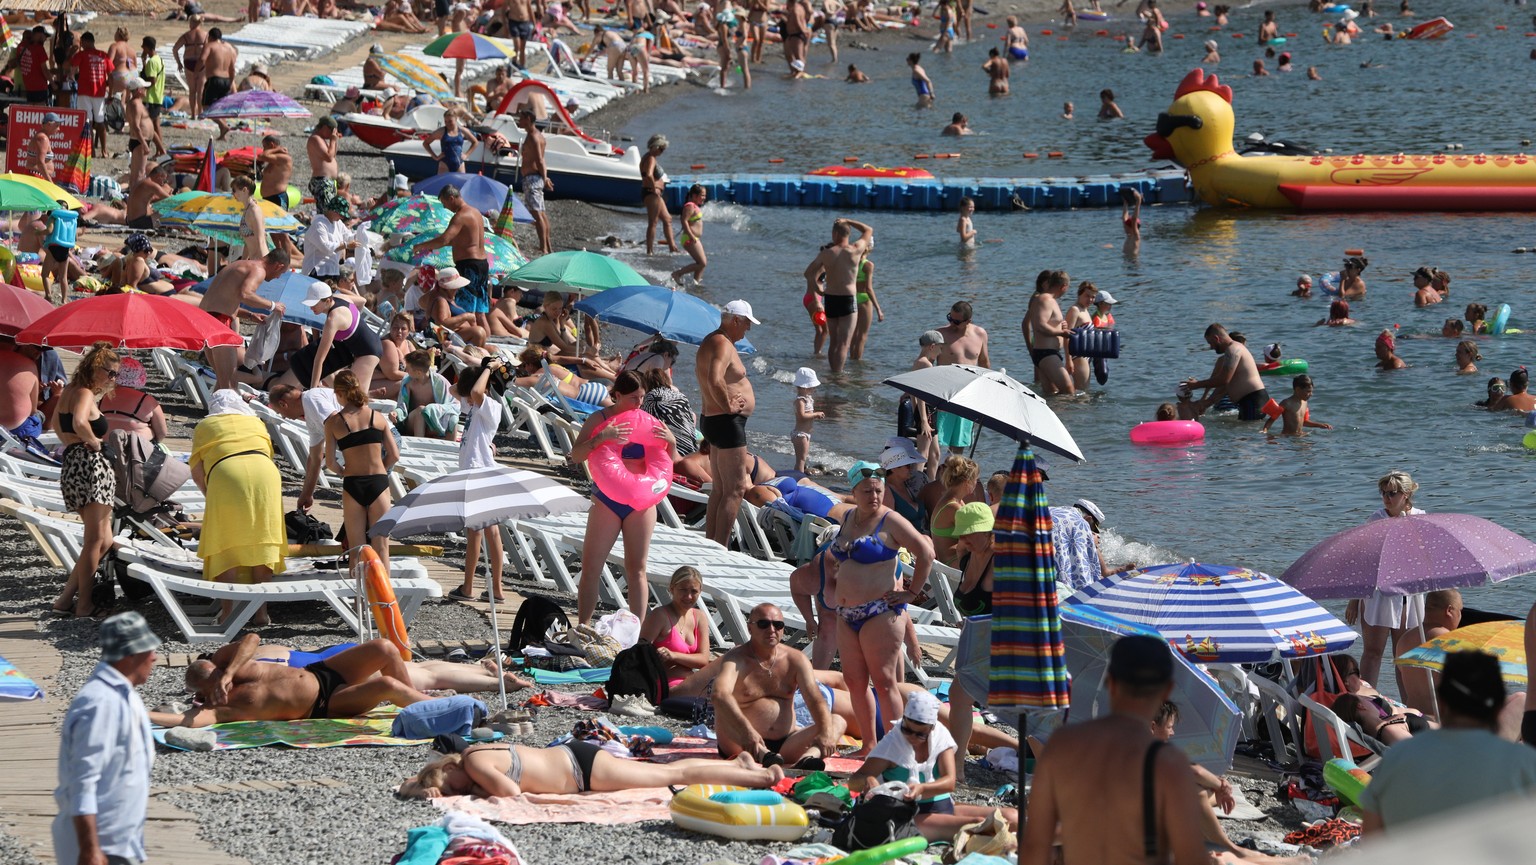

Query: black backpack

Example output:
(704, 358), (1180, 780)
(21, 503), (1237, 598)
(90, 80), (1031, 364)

(830, 793), (922, 852)
(505, 594), (570, 657)
(606, 639), (669, 706)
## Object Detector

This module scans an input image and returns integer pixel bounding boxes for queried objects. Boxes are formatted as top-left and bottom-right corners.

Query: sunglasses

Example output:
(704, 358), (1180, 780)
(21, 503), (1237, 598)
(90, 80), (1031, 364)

(1155, 112), (1204, 139)
(900, 722), (930, 739)
(102, 367), (120, 376)
(852, 467), (889, 483)
(753, 619), (786, 631)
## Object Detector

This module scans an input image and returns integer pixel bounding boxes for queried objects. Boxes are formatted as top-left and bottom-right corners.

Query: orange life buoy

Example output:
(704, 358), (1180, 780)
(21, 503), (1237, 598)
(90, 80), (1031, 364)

(467, 84), (490, 115)
(358, 546), (411, 661)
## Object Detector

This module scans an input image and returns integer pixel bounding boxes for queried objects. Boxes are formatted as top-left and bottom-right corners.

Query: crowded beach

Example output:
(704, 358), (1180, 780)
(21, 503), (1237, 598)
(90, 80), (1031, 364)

(3, 1), (1536, 865)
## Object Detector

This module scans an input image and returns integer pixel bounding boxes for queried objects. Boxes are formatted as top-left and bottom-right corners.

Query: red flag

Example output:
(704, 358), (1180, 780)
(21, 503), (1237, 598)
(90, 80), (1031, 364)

(196, 137), (216, 193)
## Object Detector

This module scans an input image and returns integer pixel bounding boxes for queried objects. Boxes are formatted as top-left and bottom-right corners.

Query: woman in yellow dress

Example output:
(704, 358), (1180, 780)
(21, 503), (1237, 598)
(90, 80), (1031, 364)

(190, 389), (286, 625)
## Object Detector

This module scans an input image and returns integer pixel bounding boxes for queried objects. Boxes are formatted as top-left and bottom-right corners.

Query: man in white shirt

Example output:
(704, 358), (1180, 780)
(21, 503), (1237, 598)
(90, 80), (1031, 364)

(268, 382), (340, 511)
(54, 612), (160, 865)
(301, 197), (355, 280)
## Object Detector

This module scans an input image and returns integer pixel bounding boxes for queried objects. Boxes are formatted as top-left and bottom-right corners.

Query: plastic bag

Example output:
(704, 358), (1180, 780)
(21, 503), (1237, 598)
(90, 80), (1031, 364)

(595, 609), (642, 649)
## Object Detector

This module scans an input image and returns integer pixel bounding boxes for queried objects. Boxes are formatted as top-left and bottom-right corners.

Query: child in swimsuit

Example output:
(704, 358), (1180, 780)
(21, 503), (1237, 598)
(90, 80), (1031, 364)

(907, 53), (934, 103)
(790, 367), (824, 474)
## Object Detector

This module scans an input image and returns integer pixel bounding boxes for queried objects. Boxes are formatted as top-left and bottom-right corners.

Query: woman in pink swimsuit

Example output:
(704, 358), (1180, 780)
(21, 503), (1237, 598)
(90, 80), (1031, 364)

(639, 566), (712, 686)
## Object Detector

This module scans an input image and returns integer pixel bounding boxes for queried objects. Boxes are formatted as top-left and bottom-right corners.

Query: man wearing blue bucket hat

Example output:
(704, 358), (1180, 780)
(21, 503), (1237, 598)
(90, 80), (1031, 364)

(54, 612), (160, 865)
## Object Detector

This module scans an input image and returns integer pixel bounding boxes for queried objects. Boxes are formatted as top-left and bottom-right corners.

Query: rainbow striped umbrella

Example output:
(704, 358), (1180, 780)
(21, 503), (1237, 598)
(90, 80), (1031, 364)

(988, 445), (1071, 710)
(422, 31), (518, 60)
(203, 89), (314, 120)
(387, 231), (526, 277)
(56, 122), (91, 196)
(377, 53), (452, 100)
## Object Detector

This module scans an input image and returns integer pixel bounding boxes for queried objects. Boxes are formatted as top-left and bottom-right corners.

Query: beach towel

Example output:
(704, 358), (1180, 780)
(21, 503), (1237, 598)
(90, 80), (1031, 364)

(530, 666), (611, 685)
(0, 653), (43, 702)
(432, 787), (674, 825)
(152, 707), (429, 750)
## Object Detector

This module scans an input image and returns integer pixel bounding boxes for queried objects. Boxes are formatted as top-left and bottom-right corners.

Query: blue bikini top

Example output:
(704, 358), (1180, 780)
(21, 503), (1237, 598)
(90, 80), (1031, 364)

(830, 512), (900, 565)
(620, 442), (645, 460)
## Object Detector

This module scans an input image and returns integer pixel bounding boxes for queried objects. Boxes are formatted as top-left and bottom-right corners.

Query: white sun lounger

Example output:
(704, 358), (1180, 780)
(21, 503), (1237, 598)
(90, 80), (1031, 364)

(222, 16), (372, 60)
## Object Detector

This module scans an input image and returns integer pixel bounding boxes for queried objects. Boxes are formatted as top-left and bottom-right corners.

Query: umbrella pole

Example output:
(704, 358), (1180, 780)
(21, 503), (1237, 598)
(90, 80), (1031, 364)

(482, 531), (509, 712)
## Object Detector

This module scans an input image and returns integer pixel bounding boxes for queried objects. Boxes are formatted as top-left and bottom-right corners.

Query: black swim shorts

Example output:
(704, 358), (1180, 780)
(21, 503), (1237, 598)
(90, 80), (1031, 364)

(1236, 388), (1271, 421)
(305, 660), (346, 718)
(823, 294), (857, 319)
(47, 244), (70, 264)
(699, 413), (748, 449)
(1030, 347), (1064, 368)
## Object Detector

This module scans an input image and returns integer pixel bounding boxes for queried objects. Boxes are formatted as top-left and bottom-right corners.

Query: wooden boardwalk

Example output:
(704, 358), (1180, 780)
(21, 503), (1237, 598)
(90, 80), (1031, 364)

(0, 615), (252, 865)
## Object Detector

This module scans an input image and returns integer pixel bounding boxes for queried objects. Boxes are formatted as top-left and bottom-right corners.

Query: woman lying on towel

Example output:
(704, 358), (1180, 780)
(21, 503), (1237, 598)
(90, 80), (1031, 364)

(401, 744), (784, 798)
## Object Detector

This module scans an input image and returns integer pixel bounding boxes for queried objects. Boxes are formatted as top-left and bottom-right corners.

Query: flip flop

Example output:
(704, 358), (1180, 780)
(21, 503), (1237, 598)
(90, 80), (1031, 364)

(761, 751), (786, 767)
(447, 587), (478, 602)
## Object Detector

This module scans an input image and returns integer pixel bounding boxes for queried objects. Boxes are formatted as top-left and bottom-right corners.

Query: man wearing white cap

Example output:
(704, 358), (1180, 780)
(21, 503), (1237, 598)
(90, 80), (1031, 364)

(122, 76), (154, 187)
(392, 174), (411, 197)
(54, 612), (160, 865)
(697, 299), (759, 546)
(420, 266), (488, 346)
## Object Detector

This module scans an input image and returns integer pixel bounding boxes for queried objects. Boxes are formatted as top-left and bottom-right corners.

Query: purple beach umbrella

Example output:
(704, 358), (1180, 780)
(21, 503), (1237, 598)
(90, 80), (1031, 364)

(203, 90), (314, 121)
(1281, 513), (1536, 599)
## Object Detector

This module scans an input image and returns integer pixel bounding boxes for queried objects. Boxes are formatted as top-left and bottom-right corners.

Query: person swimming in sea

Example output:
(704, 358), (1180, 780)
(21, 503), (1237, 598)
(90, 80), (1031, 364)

(1293, 274), (1313, 297)
(1317, 299), (1356, 326)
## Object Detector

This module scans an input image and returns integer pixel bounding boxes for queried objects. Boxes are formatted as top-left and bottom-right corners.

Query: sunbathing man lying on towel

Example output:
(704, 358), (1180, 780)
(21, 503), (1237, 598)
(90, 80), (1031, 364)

(400, 744), (785, 799)
(148, 637), (433, 727)
(245, 639), (534, 693)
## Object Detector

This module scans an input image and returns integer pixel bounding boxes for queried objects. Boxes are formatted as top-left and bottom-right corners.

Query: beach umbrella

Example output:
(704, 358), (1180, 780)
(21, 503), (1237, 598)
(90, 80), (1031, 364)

(1059, 601), (1244, 772)
(371, 466), (589, 711)
(153, 192), (302, 233)
(387, 231), (527, 277)
(15, 294), (243, 350)
(377, 53), (452, 100)
(371, 196), (455, 237)
(1067, 562), (1358, 663)
(0, 654), (43, 702)
(413, 173), (531, 222)
(572, 284), (743, 346)
(0, 281), (56, 337)
(1281, 514), (1536, 599)
(422, 31), (518, 60)
(0, 177), (61, 211)
(1398, 620), (1527, 687)
(203, 89), (314, 120)
(0, 173), (81, 210)
(503, 250), (645, 295)
(987, 445), (1072, 714)
(883, 364), (1085, 462)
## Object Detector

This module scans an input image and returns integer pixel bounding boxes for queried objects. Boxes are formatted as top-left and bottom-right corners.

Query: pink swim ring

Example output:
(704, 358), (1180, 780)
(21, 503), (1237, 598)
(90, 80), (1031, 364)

(590, 408), (674, 509)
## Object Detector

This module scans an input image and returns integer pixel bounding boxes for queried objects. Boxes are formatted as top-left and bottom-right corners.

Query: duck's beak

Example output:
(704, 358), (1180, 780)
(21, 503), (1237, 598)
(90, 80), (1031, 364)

(1144, 132), (1175, 162)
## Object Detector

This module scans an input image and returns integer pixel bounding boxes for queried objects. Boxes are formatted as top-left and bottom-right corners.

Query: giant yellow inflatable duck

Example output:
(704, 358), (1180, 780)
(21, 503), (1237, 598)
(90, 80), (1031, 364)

(1146, 69), (1536, 211)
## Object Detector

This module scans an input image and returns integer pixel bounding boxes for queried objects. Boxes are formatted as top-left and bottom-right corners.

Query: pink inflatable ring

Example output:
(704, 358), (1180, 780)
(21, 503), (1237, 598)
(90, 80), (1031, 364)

(1130, 420), (1206, 445)
(590, 408), (674, 509)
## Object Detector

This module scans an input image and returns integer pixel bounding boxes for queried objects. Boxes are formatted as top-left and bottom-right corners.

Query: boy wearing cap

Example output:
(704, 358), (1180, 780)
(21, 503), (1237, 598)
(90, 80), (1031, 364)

(1021, 636), (1210, 865)
(54, 613), (160, 865)
(790, 367), (824, 474)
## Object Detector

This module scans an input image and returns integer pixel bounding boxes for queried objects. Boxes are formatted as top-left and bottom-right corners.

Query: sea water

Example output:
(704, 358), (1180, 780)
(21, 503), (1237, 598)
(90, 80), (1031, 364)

(594, 0), (1536, 618)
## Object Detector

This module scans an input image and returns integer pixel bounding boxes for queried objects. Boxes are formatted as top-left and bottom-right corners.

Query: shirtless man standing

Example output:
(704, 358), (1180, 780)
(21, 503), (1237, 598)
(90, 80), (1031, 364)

(146, 637), (433, 727)
(173, 14), (208, 119)
(1020, 635), (1210, 865)
(122, 78), (154, 186)
(257, 134), (293, 207)
(307, 116), (341, 208)
(502, 0), (535, 68)
(25, 113), (59, 183)
(411, 185), (490, 339)
(804, 217), (874, 375)
(199, 249), (289, 391)
(201, 28), (238, 139)
(696, 301), (758, 547)
(515, 109), (553, 255)
(713, 603), (846, 768)
(935, 300), (990, 454)
(1182, 323), (1269, 421)
(1024, 270), (1075, 396)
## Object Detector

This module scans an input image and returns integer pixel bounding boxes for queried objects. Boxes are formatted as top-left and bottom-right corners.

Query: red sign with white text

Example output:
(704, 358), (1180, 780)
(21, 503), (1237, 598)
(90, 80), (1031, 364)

(5, 105), (86, 178)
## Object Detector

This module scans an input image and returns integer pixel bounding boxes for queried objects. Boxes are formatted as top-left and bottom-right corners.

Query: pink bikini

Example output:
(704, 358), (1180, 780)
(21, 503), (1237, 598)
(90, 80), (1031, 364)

(653, 612), (699, 687)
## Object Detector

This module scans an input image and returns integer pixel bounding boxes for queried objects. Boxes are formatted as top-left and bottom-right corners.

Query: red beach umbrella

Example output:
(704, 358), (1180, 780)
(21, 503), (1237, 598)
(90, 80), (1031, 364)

(0, 282), (56, 337)
(15, 294), (243, 350)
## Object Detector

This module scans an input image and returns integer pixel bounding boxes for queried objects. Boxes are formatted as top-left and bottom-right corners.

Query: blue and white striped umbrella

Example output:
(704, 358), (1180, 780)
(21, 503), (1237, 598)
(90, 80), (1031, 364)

(1067, 562), (1358, 663)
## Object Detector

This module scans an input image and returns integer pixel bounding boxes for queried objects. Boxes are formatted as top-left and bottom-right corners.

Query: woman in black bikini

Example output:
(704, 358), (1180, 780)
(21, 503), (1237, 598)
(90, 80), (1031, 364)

(323, 370), (399, 570)
(52, 342), (119, 618)
(403, 741), (782, 799)
(639, 133), (678, 256)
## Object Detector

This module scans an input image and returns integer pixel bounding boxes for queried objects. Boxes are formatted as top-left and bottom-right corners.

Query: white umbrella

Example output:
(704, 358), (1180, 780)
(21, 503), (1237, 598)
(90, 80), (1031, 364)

(371, 466), (589, 709)
(882, 364), (1085, 462)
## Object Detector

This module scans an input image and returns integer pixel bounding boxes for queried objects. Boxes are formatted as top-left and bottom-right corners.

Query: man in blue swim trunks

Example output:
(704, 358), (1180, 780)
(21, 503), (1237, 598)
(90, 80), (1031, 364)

(412, 184), (491, 341)
(1181, 323), (1270, 421)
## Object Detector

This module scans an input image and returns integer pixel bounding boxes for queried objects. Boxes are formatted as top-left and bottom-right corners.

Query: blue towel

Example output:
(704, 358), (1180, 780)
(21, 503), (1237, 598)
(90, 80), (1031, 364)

(396, 825), (449, 865)
(530, 666), (612, 684)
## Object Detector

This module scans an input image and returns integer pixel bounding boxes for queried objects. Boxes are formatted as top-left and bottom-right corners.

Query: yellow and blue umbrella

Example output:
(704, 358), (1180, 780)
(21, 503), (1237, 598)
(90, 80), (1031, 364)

(377, 53), (452, 100)
(1398, 621), (1527, 686)
(153, 192), (301, 234)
